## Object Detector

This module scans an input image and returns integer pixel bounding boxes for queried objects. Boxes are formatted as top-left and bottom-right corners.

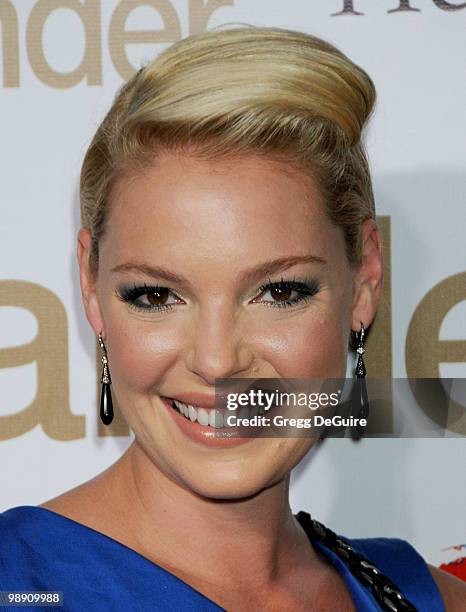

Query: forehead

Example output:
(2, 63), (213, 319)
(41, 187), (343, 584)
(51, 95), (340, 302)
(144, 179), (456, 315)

(103, 152), (343, 265)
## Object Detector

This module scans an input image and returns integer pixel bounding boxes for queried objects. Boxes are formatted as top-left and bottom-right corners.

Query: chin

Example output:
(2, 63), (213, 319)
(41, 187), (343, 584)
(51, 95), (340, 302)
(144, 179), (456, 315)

(177, 465), (286, 501)
(186, 479), (278, 502)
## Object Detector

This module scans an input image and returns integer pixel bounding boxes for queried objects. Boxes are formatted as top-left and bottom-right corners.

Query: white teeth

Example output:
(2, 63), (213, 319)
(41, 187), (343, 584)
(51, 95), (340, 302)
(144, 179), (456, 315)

(238, 405), (249, 420)
(172, 399), (225, 428)
(196, 408), (209, 426)
(209, 409), (224, 428)
(171, 398), (266, 426)
(249, 405), (260, 417)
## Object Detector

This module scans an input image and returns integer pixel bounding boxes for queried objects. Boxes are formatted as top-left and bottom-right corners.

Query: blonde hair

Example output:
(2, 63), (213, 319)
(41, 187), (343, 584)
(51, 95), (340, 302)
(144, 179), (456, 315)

(80, 27), (377, 277)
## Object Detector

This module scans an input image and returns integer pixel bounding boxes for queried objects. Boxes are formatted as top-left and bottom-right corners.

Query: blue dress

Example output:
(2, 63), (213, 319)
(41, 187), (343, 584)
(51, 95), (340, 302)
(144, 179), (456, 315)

(0, 506), (444, 611)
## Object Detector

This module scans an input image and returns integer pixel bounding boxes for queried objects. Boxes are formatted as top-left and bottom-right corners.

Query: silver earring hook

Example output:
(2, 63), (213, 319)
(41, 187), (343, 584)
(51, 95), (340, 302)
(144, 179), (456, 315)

(98, 332), (107, 354)
(358, 321), (365, 347)
(98, 333), (111, 383)
(98, 332), (114, 425)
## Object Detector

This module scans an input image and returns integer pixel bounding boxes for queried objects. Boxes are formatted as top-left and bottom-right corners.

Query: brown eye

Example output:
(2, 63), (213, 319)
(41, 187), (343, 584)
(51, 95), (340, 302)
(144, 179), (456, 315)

(146, 288), (170, 306)
(269, 286), (293, 302)
(254, 278), (319, 309)
(116, 283), (182, 312)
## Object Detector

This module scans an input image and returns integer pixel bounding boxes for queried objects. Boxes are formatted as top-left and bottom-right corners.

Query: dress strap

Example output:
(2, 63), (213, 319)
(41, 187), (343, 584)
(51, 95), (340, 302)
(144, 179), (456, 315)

(296, 511), (418, 612)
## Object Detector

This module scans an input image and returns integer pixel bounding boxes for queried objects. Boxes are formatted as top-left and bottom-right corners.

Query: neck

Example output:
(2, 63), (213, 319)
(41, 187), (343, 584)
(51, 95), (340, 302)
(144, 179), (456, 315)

(102, 440), (317, 591)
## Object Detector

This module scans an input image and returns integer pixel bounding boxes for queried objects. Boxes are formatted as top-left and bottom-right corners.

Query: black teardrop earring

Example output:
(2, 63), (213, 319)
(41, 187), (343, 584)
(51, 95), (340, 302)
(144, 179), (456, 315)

(351, 321), (369, 441)
(98, 333), (114, 426)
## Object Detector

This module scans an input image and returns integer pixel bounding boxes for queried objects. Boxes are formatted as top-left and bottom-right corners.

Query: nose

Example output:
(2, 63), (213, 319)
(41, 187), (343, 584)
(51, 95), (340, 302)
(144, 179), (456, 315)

(186, 303), (254, 385)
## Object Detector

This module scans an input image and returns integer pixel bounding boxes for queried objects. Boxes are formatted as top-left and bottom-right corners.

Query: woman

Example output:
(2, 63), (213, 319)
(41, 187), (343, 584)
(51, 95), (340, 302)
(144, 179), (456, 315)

(1, 27), (464, 611)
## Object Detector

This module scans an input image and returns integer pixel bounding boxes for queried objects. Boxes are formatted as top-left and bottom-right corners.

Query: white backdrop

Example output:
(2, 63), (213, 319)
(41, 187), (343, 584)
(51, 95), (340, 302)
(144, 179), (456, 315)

(1, 0), (465, 567)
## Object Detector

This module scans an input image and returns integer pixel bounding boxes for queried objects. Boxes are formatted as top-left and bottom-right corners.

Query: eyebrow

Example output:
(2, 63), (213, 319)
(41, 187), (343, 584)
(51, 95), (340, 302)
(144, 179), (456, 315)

(111, 254), (327, 287)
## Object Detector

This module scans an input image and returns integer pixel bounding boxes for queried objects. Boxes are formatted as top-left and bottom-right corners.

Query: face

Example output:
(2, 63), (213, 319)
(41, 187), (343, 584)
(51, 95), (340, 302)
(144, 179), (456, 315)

(78, 151), (382, 499)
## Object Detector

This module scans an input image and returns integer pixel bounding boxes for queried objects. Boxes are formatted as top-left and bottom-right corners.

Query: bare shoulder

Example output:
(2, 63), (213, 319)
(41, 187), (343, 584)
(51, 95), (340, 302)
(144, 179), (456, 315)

(38, 455), (134, 546)
(39, 466), (115, 528)
(428, 564), (466, 611)
(40, 479), (101, 523)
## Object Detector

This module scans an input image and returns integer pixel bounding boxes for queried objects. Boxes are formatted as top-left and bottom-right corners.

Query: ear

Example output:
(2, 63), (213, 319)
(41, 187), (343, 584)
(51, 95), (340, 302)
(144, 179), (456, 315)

(77, 228), (105, 337)
(351, 218), (383, 332)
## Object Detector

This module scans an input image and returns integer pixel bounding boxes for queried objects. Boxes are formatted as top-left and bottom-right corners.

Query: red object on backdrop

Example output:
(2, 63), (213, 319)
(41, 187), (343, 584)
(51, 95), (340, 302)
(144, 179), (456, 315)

(439, 557), (466, 582)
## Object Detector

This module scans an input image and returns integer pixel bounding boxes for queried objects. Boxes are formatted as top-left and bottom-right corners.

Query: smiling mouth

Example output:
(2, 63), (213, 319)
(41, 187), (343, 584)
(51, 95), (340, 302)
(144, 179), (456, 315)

(166, 398), (270, 428)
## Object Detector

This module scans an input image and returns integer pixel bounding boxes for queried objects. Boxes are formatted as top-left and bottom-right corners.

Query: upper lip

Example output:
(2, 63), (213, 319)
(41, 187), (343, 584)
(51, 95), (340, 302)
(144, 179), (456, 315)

(165, 393), (224, 410)
(164, 380), (288, 411)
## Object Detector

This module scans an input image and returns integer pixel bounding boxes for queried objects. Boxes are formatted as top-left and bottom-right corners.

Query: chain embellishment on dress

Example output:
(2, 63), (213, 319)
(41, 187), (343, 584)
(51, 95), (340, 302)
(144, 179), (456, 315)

(296, 511), (418, 612)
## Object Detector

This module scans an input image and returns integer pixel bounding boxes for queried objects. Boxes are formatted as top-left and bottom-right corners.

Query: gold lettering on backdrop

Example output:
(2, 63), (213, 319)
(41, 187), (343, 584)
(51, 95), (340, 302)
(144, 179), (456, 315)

(96, 338), (129, 437)
(0, 281), (85, 440)
(108, 0), (181, 80)
(2, 0), (465, 88)
(406, 272), (466, 434)
(189, 0), (234, 35)
(26, 0), (102, 88)
(0, 0), (20, 87)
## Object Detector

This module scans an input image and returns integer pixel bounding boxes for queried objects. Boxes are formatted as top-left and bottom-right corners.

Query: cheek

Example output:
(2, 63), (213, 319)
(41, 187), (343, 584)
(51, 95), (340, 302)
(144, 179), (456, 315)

(248, 310), (348, 378)
(251, 278), (352, 378)
(301, 320), (347, 377)
(104, 317), (183, 391)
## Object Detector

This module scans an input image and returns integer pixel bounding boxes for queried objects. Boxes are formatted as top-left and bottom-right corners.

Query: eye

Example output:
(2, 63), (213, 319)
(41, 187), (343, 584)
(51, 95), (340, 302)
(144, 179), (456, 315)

(115, 283), (183, 312)
(253, 276), (320, 309)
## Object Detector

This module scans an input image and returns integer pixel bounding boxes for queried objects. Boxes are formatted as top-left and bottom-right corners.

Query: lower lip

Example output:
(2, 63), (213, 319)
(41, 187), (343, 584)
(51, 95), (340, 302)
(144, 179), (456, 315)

(160, 397), (255, 448)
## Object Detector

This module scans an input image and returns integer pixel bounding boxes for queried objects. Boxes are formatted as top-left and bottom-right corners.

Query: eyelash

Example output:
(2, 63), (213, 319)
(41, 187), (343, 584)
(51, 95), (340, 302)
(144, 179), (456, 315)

(115, 277), (320, 313)
(256, 276), (320, 309)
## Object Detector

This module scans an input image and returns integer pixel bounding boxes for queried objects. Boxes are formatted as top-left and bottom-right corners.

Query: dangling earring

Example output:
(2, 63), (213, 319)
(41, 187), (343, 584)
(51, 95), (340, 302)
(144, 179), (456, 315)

(98, 333), (114, 426)
(351, 321), (369, 440)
